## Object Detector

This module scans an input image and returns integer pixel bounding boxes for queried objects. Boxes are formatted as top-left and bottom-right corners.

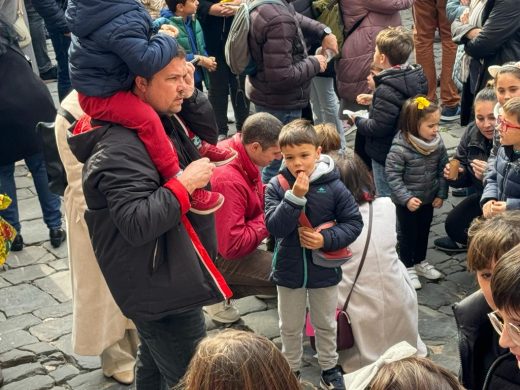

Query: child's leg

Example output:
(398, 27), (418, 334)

(414, 204), (434, 263)
(183, 127), (237, 166)
(308, 286), (339, 371)
(371, 160), (391, 197)
(395, 205), (419, 268)
(78, 92), (179, 180)
(277, 286), (307, 372)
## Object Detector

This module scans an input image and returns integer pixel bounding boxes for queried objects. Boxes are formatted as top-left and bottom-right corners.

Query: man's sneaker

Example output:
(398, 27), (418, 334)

(415, 261), (442, 280)
(434, 236), (467, 254)
(199, 142), (237, 167)
(190, 189), (224, 215)
(440, 105), (460, 123)
(407, 267), (422, 290)
(40, 66), (57, 83)
(320, 365), (345, 390)
(203, 300), (240, 323)
(11, 234), (23, 252)
(49, 228), (66, 248)
(451, 187), (468, 197)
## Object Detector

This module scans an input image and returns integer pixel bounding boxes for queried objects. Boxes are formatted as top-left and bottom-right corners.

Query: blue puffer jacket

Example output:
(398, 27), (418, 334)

(481, 146), (520, 209)
(265, 155), (363, 289)
(66, 0), (178, 97)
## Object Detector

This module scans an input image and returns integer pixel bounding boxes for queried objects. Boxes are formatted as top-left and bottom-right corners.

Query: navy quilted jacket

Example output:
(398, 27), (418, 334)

(66, 0), (178, 97)
(265, 155), (363, 289)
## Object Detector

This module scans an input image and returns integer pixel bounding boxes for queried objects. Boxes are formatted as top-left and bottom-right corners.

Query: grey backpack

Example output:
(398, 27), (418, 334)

(225, 0), (285, 75)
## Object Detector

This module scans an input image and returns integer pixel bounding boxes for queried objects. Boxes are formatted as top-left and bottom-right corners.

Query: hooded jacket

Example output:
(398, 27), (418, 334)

(66, 0), (178, 97)
(265, 155), (363, 289)
(355, 64), (428, 165)
(67, 114), (230, 321)
(385, 131), (449, 207)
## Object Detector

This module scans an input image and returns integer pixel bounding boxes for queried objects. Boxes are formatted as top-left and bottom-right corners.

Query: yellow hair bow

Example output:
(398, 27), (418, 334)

(414, 97), (430, 110)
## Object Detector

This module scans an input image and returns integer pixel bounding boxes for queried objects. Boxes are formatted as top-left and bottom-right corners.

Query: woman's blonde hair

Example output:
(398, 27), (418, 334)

(177, 329), (300, 390)
(369, 356), (463, 390)
(314, 123), (341, 154)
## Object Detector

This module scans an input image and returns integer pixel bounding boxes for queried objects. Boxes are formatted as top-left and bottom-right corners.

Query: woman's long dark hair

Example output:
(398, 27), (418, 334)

(0, 15), (20, 56)
(334, 149), (376, 205)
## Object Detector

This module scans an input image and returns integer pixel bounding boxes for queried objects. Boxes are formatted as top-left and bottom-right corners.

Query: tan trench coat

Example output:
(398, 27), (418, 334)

(55, 91), (134, 356)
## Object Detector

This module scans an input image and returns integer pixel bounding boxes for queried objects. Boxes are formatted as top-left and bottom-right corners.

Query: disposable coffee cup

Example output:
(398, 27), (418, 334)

(315, 47), (334, 62)
(448, 159), (460, 180)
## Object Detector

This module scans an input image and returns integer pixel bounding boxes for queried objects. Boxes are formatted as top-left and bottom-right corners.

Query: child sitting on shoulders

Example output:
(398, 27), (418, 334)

(153, 0), (216, 92)
(385, 96), (448, 289)
(482, 97), (520, 218)
(265, 120), (363, 389)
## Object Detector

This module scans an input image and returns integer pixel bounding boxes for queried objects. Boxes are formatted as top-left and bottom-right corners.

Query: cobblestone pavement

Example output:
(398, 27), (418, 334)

(0, 9), (475, 390)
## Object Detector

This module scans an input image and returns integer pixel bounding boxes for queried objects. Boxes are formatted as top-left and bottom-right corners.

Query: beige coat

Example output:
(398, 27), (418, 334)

(337, 198), (427, 372)
(55, 91), (134, 356)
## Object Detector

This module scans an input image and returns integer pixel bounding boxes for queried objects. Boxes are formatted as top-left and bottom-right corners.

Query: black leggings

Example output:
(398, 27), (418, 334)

(445, 192), (482, 245)
(396, 204), (434, 268)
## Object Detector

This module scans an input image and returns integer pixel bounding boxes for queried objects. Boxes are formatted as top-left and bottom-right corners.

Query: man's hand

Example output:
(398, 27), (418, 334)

(483, 200), (506, 218)
(443, 162), (464, 180)
(298, 226), (324, 250)
(159, 24), (179, 37)
(209, 2), (236, 17)
(460, 8), (470, 24)
(199, 56), (217, 72)
(466, 28), (481, 40)
(321, 34), (338, 56)
(406, 197), (422, 212)
(314, 54), (327, 72)
(432, 197), (443, 209)
(471, 159), (487, 181)
(183, 61), (196, 98)
(176, 158), (215, 194)
(356, 93), (373, 106)
(292, 171), (309, 197)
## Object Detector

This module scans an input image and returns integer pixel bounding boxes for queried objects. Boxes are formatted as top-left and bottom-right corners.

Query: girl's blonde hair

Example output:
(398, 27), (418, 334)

(314, 123), (341, 154)
(399, 95), (440, 138)
(503, 96), (520, 124)
(369, 356), (464, 390)
(177, 329), (300, 390)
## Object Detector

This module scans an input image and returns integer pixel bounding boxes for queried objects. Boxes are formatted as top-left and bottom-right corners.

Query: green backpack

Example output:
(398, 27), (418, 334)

(312, 0), (344, 52)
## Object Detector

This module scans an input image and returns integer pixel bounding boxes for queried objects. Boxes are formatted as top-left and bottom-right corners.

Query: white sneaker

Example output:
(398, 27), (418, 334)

(203, 300), (240, 323)
(407, 267), (422, 290)
(415, 261), (442, 280)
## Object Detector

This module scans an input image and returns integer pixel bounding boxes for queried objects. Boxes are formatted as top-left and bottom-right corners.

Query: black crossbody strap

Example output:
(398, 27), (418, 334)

(57, 107), (77, 124)
(343, 201), (372, 311)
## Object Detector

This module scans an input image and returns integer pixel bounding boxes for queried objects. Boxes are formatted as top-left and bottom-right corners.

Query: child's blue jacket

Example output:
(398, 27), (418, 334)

(265, 155), (363, 289)
(66, 0), (178, 97)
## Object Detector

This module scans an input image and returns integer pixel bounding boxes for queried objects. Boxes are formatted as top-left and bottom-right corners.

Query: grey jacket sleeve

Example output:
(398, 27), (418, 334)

(386, 143), (414, 206)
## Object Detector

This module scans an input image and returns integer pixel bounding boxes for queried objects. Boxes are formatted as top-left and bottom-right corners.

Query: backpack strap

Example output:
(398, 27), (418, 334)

(58, 107), (77, 124)
(276, 174), (313, 229)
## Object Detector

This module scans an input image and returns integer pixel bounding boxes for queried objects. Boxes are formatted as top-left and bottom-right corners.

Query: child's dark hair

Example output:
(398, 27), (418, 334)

(491, 243), (520, 313)
(474, 86), (497, 107)
(399, 95), (440, 138)
(165, 0), (187, 12)
(334, 150), (375, 205)
(279, 119), (320, 148)
(503, 96), (520, 124)
(314, 123), (341, 153)
(375, 27), (414, 66)
(242, 112), (283, 150)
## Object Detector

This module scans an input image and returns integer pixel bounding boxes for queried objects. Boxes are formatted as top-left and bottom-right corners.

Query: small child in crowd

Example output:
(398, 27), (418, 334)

(386, 96), (448, 289)
(314, 123), (342, 155)
(66, 0), (236, 215)
(153, 0), (217, 91)
(481, 97), (520, 218)
(353, 26), (428, 196)
(355, 62), (382, 106)
(265, 120), (363, 389)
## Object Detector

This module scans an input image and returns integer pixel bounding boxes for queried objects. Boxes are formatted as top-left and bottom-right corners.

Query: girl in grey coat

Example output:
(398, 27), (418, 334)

(386, 96), (449, 289)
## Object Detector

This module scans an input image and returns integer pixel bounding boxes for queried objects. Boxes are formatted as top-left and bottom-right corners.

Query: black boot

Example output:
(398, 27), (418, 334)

(11, 234), (23, 251)
(49, 228), (66, 248)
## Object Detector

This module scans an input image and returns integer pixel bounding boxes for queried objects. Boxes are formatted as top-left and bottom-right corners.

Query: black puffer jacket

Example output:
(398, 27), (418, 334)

(68, 115), (228, 322)
(464, 0), (520, 92)
(355, 64), (428, 165)
(245, 0), (325, 109)
(449, 122), (492, 192)
(265, 156), (363, 289)
(386, 131), (449, 206)
(453, 291), (507, 390)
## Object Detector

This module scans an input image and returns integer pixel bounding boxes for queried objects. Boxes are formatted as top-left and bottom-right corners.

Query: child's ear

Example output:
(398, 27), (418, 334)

(316, 146), (322, 159)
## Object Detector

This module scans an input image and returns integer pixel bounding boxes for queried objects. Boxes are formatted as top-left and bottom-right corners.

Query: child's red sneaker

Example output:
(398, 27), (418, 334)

(190, 188), (224, 215)
(199, 141), (237, 166)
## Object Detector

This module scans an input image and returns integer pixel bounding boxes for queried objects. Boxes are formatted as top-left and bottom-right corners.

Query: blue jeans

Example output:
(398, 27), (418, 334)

(48, 32), (71, 101)
(0, 153), (62, 233)
(255, 105), (302, 183)
(371, 159), (392, 197)
(310, 77), (346, 150)
(26, 3), (53, 74)
(133, 308), (206, 389)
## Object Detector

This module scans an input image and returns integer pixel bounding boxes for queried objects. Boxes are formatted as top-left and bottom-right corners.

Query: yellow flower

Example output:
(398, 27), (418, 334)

(414, 97), (430, 110)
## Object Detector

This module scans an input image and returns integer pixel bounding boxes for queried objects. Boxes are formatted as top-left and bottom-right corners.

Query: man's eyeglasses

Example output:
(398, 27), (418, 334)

(497, 115), (520, 131)
(488, 311), (520, 345)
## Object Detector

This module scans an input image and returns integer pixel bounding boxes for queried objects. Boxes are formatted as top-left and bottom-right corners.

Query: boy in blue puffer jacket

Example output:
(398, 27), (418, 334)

(265, 120), (363, 390)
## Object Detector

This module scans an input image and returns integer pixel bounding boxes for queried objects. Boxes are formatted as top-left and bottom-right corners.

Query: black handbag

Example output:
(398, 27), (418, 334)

(35, 107), (76, 196)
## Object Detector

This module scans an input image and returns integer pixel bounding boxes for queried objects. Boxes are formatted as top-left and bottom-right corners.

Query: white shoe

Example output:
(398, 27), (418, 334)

(415, 261), (442, 280)
(407, 267), (422, 290)
(203, 300), (240, 323)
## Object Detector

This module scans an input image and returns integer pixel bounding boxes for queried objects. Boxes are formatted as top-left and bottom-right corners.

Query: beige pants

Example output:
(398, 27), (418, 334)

(101, 330), (139, 376)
